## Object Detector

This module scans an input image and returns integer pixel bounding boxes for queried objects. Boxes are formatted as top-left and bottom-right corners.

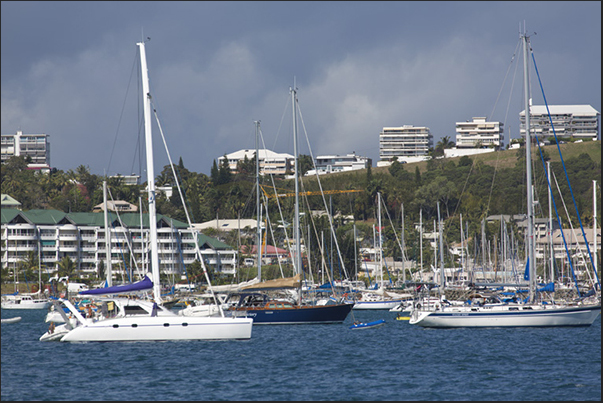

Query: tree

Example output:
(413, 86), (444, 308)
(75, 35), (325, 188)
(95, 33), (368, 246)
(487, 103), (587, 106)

(236, 153), (256, 180)
(298, 154), (313, 177)
(210, 160), (219, 184)
(218, 155), (233, 185)
(57, 256), (77, 280)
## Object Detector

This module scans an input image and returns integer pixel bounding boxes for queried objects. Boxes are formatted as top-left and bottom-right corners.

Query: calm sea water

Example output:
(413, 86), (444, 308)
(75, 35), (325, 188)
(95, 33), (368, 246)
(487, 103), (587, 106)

(1, 309), (600, 401)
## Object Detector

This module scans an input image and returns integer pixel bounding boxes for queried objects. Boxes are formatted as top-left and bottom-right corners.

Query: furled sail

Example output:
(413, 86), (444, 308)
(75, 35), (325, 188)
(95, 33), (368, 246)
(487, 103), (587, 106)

(79, 275), (153, 295)
(240, 274), (301, 291)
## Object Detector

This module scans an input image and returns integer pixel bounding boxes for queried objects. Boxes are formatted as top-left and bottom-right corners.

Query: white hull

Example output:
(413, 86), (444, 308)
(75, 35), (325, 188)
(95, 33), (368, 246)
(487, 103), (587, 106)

(40, 297), (253, 342)
(58, 316), (253, 342)
(177, 304), (221, 317)
(351, 299), (403, 310)
(1, 316), (22, 324)
(409, 303), (601, 328)
(39, 324), (71, 341)
(1, 300), (51, 310)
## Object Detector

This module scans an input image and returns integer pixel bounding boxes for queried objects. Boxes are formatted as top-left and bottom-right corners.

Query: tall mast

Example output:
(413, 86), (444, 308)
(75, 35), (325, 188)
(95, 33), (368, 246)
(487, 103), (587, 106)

(522, 30), (536, 303)
(103, 180), (112, 287)
(460, 213), (464, 282)
(353, 223), (358, 281)
(593, 180), (598, 276)
(437, 201), (445, 291)
(377, 192), (383, 289)
(420, 209), (423, 273)
(255, 120), (262, 281)
(547, 161), (554, 283)
(137, 41), (161, 303)
(291, 86), (301, 275)
(401, 203), (406, 283)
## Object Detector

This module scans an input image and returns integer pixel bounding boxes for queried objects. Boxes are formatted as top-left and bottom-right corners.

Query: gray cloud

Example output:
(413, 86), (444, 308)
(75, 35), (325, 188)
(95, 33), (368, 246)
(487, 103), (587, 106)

(2, 1), (600, 179)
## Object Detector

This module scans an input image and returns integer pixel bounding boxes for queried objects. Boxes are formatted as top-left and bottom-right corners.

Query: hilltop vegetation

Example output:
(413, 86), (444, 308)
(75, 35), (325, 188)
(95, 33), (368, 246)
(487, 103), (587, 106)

(2, 141), (601, 273)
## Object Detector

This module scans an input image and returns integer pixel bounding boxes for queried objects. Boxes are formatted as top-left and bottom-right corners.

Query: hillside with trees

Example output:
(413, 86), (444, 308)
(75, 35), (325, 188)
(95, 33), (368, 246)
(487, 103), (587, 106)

(2, 140), (601, 282)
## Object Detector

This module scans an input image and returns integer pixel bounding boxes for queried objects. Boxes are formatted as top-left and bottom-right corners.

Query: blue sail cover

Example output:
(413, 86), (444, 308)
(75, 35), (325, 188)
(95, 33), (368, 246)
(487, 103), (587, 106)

(79, 275), (153, 295)
(537, 282), (555, 293)
(523, 257), (530, 281)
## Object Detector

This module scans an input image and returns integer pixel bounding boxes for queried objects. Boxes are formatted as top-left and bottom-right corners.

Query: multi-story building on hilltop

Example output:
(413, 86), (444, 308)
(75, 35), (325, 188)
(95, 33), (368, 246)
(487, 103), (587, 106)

(379, 125), (433, 164)
(1, 130), (50, 171)
(455, 117), (504, 149)
(218, 149), (294, 175)
(520, 105), (600, 141)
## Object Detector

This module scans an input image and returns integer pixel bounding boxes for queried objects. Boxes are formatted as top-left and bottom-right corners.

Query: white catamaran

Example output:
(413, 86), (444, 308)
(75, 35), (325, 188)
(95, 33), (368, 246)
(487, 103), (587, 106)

(39, 40), (253, 342)
(409, 28), (601, 328)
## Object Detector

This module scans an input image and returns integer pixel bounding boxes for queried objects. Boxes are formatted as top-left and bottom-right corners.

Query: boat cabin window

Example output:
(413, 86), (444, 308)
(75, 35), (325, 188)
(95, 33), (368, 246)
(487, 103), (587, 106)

(124, 305), (149, 315)
(267, 302), (293, 309)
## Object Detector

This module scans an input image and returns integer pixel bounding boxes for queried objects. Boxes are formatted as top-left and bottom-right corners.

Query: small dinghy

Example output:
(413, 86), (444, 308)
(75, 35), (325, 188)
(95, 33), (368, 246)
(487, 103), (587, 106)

(349, 319), (385, 330)
(1, 316), (22, 324)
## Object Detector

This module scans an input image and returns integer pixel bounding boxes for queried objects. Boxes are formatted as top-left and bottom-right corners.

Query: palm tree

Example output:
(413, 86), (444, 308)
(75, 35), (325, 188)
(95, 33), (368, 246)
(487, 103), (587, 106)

(436, 135), (455, 150)
(57, 256), (77, 280)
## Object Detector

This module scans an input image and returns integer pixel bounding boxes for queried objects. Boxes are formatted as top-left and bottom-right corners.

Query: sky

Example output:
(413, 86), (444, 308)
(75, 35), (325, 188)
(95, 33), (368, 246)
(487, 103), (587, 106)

(1, 1), (601, 180)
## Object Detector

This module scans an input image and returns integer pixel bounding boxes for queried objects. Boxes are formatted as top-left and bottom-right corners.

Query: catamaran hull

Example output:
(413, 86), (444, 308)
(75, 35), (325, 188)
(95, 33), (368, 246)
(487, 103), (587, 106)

(409, 304), (601, 328)
(233, 303), (353, 325)
(58, 316), (253, 342)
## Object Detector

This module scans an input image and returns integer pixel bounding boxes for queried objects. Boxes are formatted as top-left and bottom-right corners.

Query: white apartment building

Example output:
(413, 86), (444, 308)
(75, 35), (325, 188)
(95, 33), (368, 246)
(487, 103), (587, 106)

(310, 152), (372, 175)
(379, 125), (433, 163)
(455, 117), (504, 149)
(218, 149), (295, 175)
(520, 105), (600, 141)
(1, 130), (50, 171)
(1, 209), (238, 280)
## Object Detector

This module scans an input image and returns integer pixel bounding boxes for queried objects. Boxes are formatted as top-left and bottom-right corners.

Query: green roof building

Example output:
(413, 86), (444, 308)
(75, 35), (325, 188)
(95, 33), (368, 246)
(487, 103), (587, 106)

(1, 208), (237, 280)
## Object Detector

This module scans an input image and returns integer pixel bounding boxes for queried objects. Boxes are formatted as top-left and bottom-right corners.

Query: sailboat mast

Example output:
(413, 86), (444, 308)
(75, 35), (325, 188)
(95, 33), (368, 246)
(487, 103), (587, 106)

(103, 180), (112, 287)
(255, 120), (262, 281)
(547, 161), (554, 284)
(594, 180), (598, 275)
(377, 193), (383, 289)
(522, 30), (536, 303)
(437, 201), (445, 291)
(420, 209), (423, 273)
(291, 87), (301, 275)
(138, 41), (161, 303)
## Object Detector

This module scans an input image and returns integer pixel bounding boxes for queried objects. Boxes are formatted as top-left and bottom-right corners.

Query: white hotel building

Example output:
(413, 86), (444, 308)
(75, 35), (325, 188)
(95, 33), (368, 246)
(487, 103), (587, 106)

(218, 149), (294, 175)
(455, 117), (504, 149)
(1, 208), (238, 280)
(378, 125), (433, 165)
(520, 105), (600, 141)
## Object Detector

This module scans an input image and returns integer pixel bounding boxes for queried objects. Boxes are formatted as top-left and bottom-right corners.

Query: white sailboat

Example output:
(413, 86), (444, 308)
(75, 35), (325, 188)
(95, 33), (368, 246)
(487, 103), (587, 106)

(409, 28), (600, 328)
(39, 40), (252, 341)
(353, 193), (405, 310)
